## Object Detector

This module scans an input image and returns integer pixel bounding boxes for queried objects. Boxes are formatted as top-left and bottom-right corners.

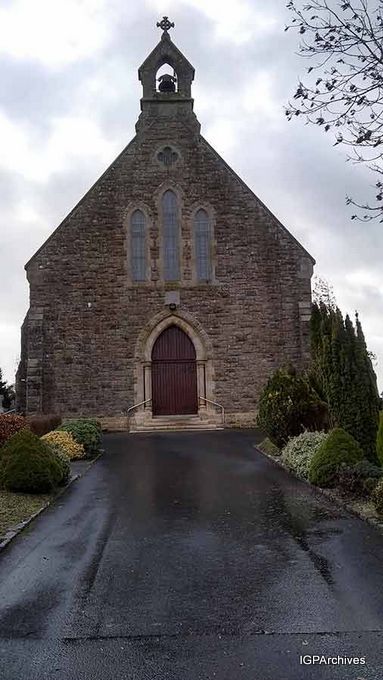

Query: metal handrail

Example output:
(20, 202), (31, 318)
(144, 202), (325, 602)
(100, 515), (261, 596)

(199, 396), (225, 426)
(127, 398), (152, 416)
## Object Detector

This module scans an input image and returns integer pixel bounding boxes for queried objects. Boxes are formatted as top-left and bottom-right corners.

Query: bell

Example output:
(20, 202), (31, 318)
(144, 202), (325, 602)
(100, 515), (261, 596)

(158, 74), (176, 93)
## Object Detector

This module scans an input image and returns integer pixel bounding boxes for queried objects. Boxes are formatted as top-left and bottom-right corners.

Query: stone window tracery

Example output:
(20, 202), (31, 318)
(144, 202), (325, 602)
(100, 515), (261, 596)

(157, 146), (179, 167)
(162, 190), (180, 281)
(194, 208), (212, 282)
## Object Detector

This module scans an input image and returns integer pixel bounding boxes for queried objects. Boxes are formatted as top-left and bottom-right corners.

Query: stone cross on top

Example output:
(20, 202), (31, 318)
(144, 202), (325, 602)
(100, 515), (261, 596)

(156, 16), (175, 33)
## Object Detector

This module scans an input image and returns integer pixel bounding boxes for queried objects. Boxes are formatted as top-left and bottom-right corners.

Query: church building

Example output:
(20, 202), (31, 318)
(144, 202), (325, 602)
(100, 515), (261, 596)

(17, 18), (315, 431)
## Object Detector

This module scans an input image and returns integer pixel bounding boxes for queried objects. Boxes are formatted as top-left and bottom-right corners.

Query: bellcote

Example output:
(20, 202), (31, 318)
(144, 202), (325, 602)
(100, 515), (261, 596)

(136, 18), (199, 133)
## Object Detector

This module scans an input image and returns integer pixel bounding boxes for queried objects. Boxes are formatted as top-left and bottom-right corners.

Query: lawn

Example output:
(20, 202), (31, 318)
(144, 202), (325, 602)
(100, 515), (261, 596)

(0, 490), (52, 541)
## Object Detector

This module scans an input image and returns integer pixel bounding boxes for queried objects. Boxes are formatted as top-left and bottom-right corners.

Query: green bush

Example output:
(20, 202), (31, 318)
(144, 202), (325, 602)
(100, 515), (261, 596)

(335, 460), (382, 498)
(48, 444), (71, 486)
(86, 418), (102, 432)
(58, 419), (101, 456)
(377, 412), (383, 465)
(282, 431), (328, 479)
(309, 428), (364, 488)
(256, 367), (328, 448)
(257, 438), (281, 456)
(372, 480), (383, 514)
(0, 429), (65, 493)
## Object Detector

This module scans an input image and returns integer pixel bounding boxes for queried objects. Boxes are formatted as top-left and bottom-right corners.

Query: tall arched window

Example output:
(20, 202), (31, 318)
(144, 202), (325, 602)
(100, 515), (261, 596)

(194, 209), (212, 282)
(162, 190), (180, 281)
(131, 209), (146, 281)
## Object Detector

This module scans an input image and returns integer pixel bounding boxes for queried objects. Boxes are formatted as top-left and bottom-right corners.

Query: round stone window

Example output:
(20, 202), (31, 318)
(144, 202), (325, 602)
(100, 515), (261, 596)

(157, 146), (179, 167)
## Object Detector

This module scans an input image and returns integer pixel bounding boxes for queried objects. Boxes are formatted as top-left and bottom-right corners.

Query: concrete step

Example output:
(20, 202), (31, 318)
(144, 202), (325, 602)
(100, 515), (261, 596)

(131, 425), (223, 433)
(151, 414), (201, 419)
(130, 416), (223, 433)
(130, 413), (223, 434)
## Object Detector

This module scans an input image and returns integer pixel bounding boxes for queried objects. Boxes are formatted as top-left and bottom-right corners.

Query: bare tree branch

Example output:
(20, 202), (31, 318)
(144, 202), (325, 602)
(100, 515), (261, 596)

(286, 0), (383, 220)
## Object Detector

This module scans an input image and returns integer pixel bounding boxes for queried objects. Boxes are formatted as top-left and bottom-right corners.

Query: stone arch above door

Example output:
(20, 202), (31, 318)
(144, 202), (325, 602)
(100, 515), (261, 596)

(141, 313), (210, 362)
(132, 310), (215, 427)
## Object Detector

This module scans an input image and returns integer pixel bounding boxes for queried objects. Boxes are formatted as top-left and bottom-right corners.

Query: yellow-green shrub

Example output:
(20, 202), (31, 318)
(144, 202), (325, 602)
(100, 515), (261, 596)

(59, 419), (101, 456)
(42, 430), (85, 460)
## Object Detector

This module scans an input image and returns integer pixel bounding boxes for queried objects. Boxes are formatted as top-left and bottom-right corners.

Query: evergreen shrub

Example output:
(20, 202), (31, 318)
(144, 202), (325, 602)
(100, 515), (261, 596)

(0, 414), (28, 447)
(58, 419), (101, 456)
(335, 460), (382, 498)
(310, 303), (380, 461)
(48, 445), (71, 485)
(86, 418), (102, 432)
(377, 412), (383, 466)
(282, 431), (328, 479)
(42, 430), (85, 460)
(372, 480), (383, 515)
(309, 428), (364, 488)
(256, 367), (328, 448)
(0, 429), (65, 493)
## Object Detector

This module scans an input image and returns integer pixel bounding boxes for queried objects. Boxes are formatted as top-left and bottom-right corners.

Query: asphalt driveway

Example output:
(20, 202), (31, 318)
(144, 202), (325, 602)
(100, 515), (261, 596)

(0, 430), (382, 679)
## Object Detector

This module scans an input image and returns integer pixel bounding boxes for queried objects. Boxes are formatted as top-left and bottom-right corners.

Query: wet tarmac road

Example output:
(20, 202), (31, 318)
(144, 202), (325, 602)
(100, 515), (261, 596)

(0, 430), (382, 679)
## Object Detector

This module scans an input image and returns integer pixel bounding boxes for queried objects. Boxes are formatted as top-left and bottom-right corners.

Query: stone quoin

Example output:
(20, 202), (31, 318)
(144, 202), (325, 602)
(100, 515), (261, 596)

(16, 18), (315, 431)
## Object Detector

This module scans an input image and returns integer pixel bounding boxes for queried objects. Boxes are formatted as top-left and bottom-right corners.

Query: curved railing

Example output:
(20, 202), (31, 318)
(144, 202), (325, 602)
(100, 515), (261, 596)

(199, 396), (225, 426)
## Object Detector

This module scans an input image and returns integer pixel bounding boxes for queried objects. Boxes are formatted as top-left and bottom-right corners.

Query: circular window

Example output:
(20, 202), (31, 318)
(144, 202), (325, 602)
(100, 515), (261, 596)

(157, 146), (179, 167)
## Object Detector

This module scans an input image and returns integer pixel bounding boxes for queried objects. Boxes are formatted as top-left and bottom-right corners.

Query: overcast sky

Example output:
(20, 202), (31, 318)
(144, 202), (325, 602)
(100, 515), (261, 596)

(1, 0), (382, 391)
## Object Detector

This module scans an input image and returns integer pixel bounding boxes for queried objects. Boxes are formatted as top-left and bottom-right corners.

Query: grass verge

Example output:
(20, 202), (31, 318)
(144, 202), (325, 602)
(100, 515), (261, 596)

(0, 452), (102, 546)
(0, 490), (53, 541)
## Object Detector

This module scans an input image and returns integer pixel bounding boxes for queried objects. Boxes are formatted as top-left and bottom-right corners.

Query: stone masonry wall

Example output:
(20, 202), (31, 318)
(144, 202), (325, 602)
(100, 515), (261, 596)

(21, 110), (314, 424)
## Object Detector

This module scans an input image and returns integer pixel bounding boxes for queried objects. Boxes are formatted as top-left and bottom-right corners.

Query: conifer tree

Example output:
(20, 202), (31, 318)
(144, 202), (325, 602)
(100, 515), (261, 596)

(330, 308), (346, 427)
(354, 313), (380, 457)
(310, 304), (380, 461)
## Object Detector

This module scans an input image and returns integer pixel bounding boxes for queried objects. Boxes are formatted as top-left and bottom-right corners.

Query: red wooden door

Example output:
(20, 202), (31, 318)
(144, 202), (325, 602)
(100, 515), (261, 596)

(152, 326), (198, 416)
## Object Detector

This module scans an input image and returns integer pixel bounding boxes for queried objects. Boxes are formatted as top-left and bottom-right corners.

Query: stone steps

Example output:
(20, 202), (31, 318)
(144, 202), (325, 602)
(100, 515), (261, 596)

(130, 415), (223, 433)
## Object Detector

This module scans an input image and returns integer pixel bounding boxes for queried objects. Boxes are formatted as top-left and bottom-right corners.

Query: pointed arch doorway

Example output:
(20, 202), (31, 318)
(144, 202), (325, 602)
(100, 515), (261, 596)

(151, 325), (198, 416)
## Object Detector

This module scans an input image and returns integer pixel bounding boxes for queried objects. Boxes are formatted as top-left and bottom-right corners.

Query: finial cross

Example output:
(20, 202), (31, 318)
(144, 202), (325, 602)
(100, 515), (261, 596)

(157, 16), (175, 33)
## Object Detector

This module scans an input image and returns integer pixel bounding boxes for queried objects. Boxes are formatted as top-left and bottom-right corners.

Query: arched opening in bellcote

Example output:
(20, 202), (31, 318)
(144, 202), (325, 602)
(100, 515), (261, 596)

(156, 62), (178, 93)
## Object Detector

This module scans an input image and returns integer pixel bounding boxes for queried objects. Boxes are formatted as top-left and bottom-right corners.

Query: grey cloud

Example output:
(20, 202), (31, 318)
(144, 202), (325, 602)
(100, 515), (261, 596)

(0, 56), (93, 133)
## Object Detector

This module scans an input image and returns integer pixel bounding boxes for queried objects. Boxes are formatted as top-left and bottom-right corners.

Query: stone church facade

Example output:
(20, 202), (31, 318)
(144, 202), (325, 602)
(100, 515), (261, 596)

(17, 19), (315, 431)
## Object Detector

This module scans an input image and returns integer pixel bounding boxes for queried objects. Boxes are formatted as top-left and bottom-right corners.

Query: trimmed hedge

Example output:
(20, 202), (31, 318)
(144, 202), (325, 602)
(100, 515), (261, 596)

(309, 428), (364, 488)
(0, 414), (28, 447)
(26, 414), (62, 437)
(42, 430), (85, 460)
(282, 431), (328, 479)
(0, 429), (65, 493)
(377, 412), (383, 466)
(58, 419), (101, 456)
